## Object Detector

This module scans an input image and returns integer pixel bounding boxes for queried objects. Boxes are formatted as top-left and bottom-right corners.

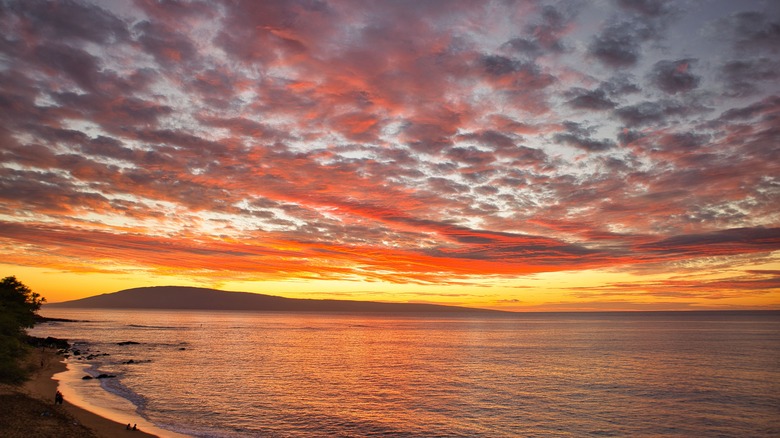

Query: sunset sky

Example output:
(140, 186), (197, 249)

(1, 0), (779, 310)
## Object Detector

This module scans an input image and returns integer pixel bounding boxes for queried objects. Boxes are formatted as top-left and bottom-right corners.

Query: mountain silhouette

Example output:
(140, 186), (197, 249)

(47, 286), (502, 313)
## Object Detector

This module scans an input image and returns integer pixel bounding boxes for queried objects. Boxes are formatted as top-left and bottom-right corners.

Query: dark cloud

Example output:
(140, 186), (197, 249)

(649, 59), (700, 94)
(601, 74), (642, 96)
(719, 58), (780, 97)
(566, 74), (642, 110)
(615, 0), (675, 18)
(457, 130), (517, 150)
(617, 129), (646, 146)
(52, 92), (174, 128)
(588, 0), (677, 69)
(717, 95), (780, 121)
(482, 55), (519, 76)
(614, 99), (708, 127)
(501, 37), (542, 58)
(133, 20), (199, 67)
(480, 55), (556, 89)
(445, 146), (496, 167)
(638, 227), (780, 257)
(215, 0), (323, 64)
(0, 167), (112, 214)
(565, 88), (616, 110)
(720, 11), (780, 53)
(1, 0), (129, 44)
(32, 43), (102, 92)
(553, 121), (616, 152)
(402, 121), (456, 153)
(524, 5), (572, 53)
(80, 136), (136, 162)
(588, 19), (657, 68)
(655, 132), (711, 152)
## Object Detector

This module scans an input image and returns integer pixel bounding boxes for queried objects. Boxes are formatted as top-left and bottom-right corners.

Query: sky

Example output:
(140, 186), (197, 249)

(1, 0), (779, 311)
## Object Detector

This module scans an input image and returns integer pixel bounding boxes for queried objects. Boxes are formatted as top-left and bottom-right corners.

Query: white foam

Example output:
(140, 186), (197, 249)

(55, 361), (190, 438)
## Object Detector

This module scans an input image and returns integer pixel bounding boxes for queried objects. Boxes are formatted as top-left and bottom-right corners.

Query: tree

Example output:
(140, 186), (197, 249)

(0, 276), (45, 383)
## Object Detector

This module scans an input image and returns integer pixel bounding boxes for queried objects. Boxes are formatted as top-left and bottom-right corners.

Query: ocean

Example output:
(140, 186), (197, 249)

(30, 309), (780, 437)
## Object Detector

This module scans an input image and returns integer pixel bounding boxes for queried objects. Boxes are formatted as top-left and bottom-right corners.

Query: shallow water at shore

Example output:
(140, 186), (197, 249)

(53, 361), (187, 437)
(31, 309), (780, 437)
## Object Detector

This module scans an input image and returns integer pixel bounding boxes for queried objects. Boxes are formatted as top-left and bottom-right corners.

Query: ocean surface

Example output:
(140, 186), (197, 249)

(30, 309), (780, 437)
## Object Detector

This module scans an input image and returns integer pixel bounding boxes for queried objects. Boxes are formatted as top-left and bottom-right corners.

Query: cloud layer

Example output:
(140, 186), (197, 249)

(1, 0), (779, 307)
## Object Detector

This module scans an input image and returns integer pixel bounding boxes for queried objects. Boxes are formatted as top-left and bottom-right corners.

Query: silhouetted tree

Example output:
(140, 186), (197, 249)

(0, 276), (45, 383)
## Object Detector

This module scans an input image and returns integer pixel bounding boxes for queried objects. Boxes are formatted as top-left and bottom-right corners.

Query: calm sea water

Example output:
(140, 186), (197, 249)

(31, 309), (780, 437)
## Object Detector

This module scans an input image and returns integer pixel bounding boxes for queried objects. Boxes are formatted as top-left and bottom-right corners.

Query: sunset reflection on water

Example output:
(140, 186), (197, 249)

(33, 310), (780, 437)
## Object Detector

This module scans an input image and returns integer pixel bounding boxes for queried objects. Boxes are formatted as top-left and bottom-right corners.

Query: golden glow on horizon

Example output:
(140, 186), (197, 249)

(9, 257), (779, 312)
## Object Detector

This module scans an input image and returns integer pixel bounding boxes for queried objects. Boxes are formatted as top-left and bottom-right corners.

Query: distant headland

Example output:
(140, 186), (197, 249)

(46, 286), (504, 313)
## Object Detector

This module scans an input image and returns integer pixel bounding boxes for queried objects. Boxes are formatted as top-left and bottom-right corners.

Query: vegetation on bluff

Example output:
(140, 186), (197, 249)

(0, 276), (44, 383)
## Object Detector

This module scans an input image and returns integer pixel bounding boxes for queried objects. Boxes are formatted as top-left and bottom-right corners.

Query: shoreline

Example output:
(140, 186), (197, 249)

(20, 347), (160, 438)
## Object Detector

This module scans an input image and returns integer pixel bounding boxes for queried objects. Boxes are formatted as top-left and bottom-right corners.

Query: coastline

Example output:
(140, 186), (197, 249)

(19, 347), (159, 438)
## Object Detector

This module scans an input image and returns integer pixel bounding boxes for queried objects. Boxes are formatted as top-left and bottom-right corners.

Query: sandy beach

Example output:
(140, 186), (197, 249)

(0, 347), (157, 438)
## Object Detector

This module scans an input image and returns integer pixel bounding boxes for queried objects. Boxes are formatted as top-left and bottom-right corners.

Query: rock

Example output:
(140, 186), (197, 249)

(96, 374), (116, 379)
(26, 335), (71, 349)
(117, 341), (140, 346)
(178, 347), (186, 351)
(82, 375), (93, 380)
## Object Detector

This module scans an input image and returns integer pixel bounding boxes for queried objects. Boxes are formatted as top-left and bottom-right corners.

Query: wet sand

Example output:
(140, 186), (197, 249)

(5, 347), (158, 438)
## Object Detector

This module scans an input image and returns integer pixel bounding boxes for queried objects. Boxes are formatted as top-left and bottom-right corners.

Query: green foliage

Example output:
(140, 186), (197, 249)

(0, 276), (45, 384)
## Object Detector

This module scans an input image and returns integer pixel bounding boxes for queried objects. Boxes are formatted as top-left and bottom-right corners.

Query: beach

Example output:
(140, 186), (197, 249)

(0, 347), (157, 438)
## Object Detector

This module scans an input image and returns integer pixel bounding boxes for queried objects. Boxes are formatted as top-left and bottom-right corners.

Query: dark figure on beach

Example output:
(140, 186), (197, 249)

(132, 424), (138, 431)
(126, 423), (132, 430)
(54, 391), (63, 405)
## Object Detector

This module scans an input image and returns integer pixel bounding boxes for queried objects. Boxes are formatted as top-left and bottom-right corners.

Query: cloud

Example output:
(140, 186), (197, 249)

(648, 59), (700, 94)
(565, 88), (616, 110)
(553, 121), (616, 152)
(717, 95), (780, 121)
(637, 227), (780, 258)
(0, 1), (778, 305)
(588, 18), (657, 68)
(518, 4), (575, 55)
(588, 0), (678, 68)
(2, 0), (129, 44)
(718, 11), (780, 53)
(614, 98), (708, 127)
(615, 0), (674, 17)
(719, 58), (780, 97)
(134, 19), (199, 67)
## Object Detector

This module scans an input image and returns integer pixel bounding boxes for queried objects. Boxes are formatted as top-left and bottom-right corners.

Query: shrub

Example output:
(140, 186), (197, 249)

(0, 276), (45, 384)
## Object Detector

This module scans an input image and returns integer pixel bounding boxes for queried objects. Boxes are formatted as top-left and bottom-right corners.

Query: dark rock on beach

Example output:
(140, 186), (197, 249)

(82, 375), (93, 380)
(96, 374), (116, 379)
(117, 341), (140, 346)
(26, 335), (71, 350)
